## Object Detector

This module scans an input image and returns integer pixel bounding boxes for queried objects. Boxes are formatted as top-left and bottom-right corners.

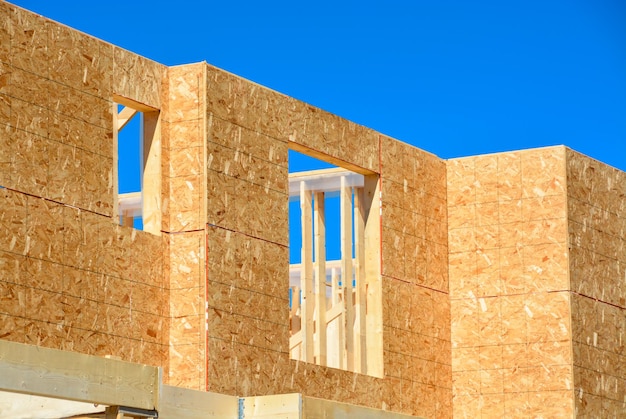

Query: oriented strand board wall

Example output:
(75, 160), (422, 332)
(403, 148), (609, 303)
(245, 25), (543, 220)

(203, 64), (451, 417)
(162, 63), (208, 389)
(448, 147), (574, 417)
(0, 2), (168, 370)
(567, 149), (626, 417)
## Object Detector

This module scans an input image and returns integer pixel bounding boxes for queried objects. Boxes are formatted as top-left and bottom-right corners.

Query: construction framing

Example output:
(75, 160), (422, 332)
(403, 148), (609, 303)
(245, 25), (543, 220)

(0, 1), (624, 417)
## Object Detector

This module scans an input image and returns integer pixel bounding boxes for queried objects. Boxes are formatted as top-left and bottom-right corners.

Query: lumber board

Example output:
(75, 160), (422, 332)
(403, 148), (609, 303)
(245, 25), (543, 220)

(242, 393), (301, 419)
(314, 191), (327, 365)
(159, 385), (239, 419)
(340, 176), (354, 371)
(363, 174), (383, 378)
(300, 182), (314, 363)
(302, 395), (422, 419)
(0, 340), (158, 410)
(141, 110), (162, 235)
(117, 106), (138, 131)
(354, 186), (367, 374)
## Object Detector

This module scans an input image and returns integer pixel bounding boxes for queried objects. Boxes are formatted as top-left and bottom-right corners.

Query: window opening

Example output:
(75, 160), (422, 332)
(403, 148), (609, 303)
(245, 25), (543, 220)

(288, 149), (382, 377)
(113, 96), (161, 235)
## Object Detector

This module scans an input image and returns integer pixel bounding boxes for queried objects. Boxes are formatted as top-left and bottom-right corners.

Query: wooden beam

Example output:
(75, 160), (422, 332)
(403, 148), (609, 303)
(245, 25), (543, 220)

(354, 186), (367, 374)
(363, 174), (383, 378)
(112, 102), (120, 221)
(313, 191), (327, 366)
(300, 182), (314, 364)
(288, 142), (377, 176)
(0, 340), (159, 410)
(302, 395), (417, 419)
(242, 393), (302, 418)
(112, 94), (159, 113)
(141, 111), (162, 235)
(117, 106), (138, 131)
(159, 385), (239, 419)
(340, 176), (354, 371)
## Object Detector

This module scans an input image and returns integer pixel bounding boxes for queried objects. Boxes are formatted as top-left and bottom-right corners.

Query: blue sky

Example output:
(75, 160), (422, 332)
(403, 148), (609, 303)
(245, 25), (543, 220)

(11, 0), (625, 172)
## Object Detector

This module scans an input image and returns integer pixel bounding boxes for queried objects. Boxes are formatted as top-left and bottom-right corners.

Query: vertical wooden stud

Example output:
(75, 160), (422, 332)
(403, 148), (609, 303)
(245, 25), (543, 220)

(314, 191), (327, 365)
(340, 176), (354, 371)
(300, 181), (314, 364)
(354, 186), (367, 374)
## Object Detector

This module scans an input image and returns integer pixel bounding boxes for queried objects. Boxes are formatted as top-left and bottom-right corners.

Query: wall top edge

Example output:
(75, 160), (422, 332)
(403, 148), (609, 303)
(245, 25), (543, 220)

(5, 1), (167, 71)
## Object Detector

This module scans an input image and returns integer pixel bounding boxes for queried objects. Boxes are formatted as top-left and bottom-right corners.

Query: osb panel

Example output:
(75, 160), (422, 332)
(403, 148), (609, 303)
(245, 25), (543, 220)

(0, 184), (168, 370)
(206, 172), (288, 245)
(168, 342), (204, 389)
(448, 149), (573, 418)
(205, 64), (378, 173)
(206, 116), (289, 244)
(1, 30), (114, 214)
(165, 174), (203, 232)
(7, 6), (49, 77)
(166, 230), (204, 290)
(206, 226), (288, 296)
(48, 22), (113, 98)
(165, 64), (204, 123)
(113, 47), (165, 109)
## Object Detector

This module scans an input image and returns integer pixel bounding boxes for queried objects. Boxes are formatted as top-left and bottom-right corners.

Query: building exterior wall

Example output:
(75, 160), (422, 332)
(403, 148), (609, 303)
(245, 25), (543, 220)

(201, 65), (452, 416)
(448, 147), (574, 417)
(0, 2), (625, 418)
(0, 1), (168, 369)
(567, 149), (626, 416)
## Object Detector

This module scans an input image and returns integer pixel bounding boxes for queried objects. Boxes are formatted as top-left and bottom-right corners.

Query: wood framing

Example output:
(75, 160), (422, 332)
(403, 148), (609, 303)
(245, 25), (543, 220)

(0, 340), (158, 410)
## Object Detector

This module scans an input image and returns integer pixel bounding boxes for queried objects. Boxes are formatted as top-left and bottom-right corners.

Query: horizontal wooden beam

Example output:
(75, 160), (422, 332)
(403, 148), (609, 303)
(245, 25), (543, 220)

(0, 340), (159, 411)
(288, 142), (377, 176)
(158, 385), (239, 419)
(288, 168), (364, 197)
(113, 94), (159, 113)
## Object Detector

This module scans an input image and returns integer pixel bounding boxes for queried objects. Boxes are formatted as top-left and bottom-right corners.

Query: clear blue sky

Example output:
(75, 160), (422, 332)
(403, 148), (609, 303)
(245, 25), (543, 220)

(11, 0), (625, 172)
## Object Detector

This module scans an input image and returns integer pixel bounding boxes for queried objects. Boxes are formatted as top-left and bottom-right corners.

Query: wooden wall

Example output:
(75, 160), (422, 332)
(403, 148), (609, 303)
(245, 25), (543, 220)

(3, 3), (625, 418)
(448, 147), (574, 417)
(0, 2), (169, 371)
(162, 63), (208, 388)
(567, 149), (626, 417)
(203, 64), (452, 417)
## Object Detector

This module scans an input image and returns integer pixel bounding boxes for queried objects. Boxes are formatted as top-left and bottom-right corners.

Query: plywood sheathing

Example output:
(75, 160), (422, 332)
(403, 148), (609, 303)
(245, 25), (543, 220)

(201, 62), (452, 416)
(448, 146), (575, 417)
(379, 136), (452, 418)
(566, 149), (626, 417)
(162, 64), (206, 233)
(0, 2), (170, 376)
(0, 3), (165, 216)
(161, 63), (209, 390)
(0, 188), (168, 368)
(205, 64), (378, 174)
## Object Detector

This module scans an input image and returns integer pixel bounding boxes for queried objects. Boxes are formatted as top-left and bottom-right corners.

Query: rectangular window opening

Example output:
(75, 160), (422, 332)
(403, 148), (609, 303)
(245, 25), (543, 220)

(113, 96), (161, 235)
(288, 148), (382, 377)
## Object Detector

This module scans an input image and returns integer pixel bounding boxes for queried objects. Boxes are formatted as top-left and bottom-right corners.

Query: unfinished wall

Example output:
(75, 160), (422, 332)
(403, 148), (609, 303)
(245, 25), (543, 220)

(448, 147), (574, 417)
(567, 149), (626, 417)
(162, 63), (208, 389)
(202, 64), (451, 418)
(0, 2), (169, 370)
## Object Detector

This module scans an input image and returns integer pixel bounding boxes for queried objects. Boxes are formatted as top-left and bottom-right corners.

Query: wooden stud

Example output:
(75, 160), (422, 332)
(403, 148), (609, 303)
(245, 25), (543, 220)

(112, 102), (120, 222)
(300, 181), (314, 364)
(340, 176), (354, 371)
(141, 111), (162, 235)
(106, 406), (124, 419)
(314, 191), (327, 365)
(363, 174), (383, 378)
(354, 186), (367, 374)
